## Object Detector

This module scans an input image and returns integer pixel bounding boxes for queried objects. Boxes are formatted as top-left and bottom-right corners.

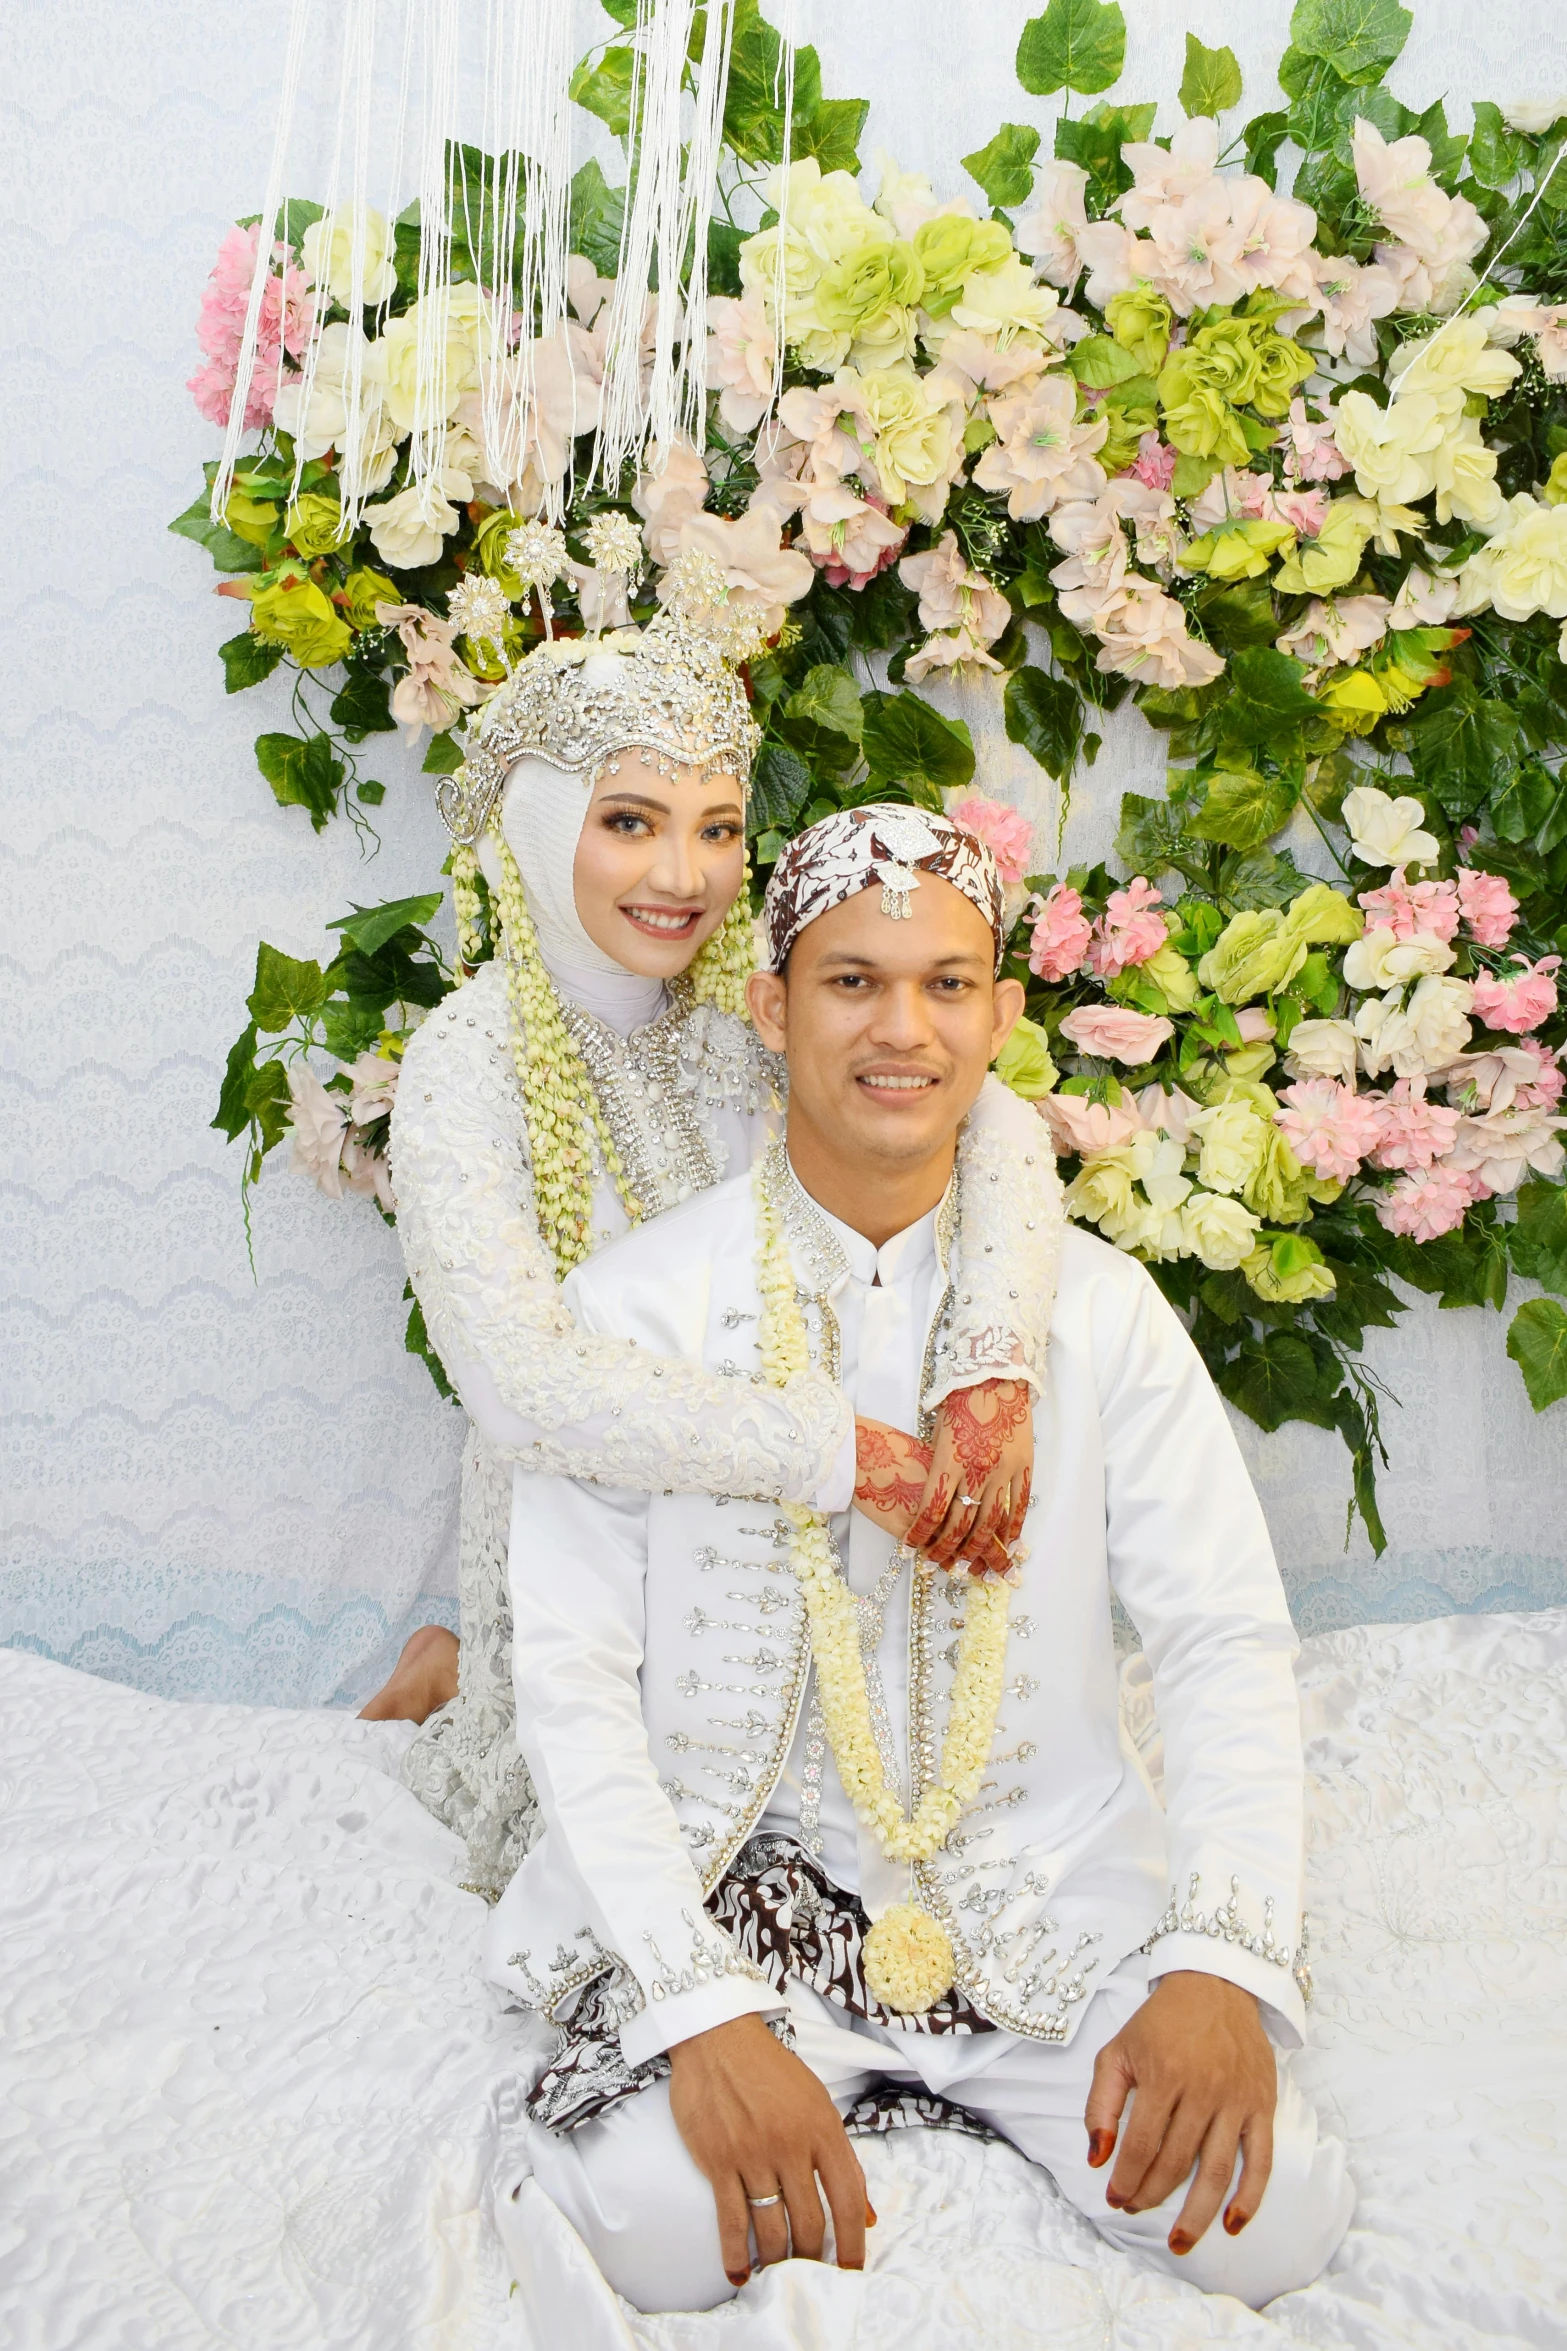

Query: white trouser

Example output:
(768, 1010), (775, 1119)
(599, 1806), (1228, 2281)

(501, 1955), (1354, 2318)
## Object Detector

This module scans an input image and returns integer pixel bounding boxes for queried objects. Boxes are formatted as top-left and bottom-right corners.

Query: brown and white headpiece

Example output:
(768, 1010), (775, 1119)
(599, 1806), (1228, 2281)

(763, 803), (1008, 974)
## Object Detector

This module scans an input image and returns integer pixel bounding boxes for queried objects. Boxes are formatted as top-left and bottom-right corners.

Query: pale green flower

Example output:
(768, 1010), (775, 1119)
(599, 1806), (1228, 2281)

(993, 1015), (1059, 1101)
(1241, 1234), (1337, 1303)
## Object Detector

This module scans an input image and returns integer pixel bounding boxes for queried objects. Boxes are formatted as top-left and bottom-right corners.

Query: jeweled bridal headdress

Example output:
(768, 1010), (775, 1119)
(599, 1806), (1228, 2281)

(435, 562), (764, 846)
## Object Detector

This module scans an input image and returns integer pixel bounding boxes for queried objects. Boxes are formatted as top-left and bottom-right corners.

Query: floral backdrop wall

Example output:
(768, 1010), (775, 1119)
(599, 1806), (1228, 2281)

(170, 0), (1567, 1554)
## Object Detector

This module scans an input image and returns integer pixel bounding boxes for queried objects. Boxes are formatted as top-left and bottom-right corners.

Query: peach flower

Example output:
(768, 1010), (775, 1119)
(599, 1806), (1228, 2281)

(1059, 1004), (1175, 1063)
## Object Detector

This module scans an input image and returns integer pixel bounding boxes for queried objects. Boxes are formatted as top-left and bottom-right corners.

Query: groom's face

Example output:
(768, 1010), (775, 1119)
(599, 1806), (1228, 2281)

(747, 875), (1025, 1173)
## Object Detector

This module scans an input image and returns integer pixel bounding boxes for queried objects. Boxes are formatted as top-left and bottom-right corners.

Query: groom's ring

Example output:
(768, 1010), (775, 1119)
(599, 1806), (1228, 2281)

(746, 2191), (783, 2209)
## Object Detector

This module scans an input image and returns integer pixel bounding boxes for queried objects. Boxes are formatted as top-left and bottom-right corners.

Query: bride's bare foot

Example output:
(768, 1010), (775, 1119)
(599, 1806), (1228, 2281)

(359, 1625), (460, 1723)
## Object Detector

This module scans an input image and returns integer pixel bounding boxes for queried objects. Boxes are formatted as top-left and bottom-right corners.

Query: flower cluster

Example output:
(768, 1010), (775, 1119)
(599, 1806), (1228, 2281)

(184, 2), (1567, 1512)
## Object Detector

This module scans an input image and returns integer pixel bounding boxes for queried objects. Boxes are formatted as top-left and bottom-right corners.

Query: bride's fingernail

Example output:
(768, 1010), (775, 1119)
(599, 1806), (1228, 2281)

(865, 2202), (878, 2226)
(726, 2268), (750, 2288)
(1086, 2129), (1114, 2166)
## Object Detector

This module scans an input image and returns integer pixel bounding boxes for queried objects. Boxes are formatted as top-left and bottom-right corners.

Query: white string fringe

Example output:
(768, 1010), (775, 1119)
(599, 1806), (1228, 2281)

(214, 0), (770, 526)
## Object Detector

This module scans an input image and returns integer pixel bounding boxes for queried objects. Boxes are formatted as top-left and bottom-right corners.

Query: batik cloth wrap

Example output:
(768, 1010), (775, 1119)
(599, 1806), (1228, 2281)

(526, 1833), (995, 2135)
(762, 804), (1008, 974)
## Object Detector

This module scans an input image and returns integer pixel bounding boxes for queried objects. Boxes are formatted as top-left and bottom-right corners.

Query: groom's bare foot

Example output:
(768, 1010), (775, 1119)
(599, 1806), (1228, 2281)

(359, 1625), (460, 1722)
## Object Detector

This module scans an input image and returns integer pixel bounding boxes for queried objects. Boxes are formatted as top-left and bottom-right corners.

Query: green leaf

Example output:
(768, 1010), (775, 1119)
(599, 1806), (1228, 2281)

(1289, 0), (1412, 86)
(725, 1), (824, 165)
(327, 894), (445, 958)
(860, 691), (975, 798)
(253, 731), (346, 831)
(168, 490), (264, 575)
(792, 97), (869, 174)
(422, 731), (467, 775)
(1067, 332), (1143, 388)
(1219, 647), (1320, 756)
(570, 159), (627, 278)
(785, 663), (864, 743)
(404, 1284), (456, 1402)
(1241, 109), (1290, 188)
(1053, 101), (1156, 209)
(212, 1021), (262, 1141)
(1507, 1297), (1567, 1411)
(1399, 679), (1521, 821)
(1312, 1258), (1402, 1348)
(1466, 98), (1529, 190)
(599, 0), (637, 23)
(749, 741), (813, 836)
(247, 942), (328, 1034)
(1190, 766), (1298, 851)
(1221, 846), (1311, 908)
(1194, 576), (1279, 653)
(1115, 790), (1186, 877)
(1005, 665), (1084, 782)
(1179, 32), (1242, 117)
(1508, 1180), (1567, 1295)
(328, 670), (396, 741)
(243, 1055), (293, 1158)
(569, 45), (637, 136)
(1217, 1332), (1339, 1432)
(1489, 754), (1557, 845)
(1017, 0), (1126, 96)
(219, 630), (285, 693)
(320, 999), (389, 1063)
(962, 122), (1042, 209)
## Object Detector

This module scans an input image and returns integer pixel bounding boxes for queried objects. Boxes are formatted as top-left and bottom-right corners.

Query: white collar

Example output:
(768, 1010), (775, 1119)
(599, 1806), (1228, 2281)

(810, 1188), (945, 1289)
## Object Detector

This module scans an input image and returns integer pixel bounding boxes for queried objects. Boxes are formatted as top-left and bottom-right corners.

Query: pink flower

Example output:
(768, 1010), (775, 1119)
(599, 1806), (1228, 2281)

(1088, 877), (1168, 976)
(1455, 866), (1519, 950)
(1058, 1004), (1175, 1064)
(1375, 1164), (1485, 1240)
(1272, 486), (1330, 538)
(1358, 867), (1460, 945)
(1038, 1092), (1142, 1156)
(898, 532), (1010, 642)
(1447, 1042), (1565, 1113)
(376, 601), (487, 745)
(1365, 1079), (1462, 1171)
(1445, 1106), (1566, 1190)
(286, 1064), (350, 1200)
(188, 222), (315, 430)
(1275, 1078), (1384, 1182)
(1283, 398), (1349, 484)
(1129, 433), (1178, 491)
(948, 795), (1035, 886)
(1028, 884), (1094, 982)
(1471, 956), (1561, 1035)
(798, 483), (907, 588)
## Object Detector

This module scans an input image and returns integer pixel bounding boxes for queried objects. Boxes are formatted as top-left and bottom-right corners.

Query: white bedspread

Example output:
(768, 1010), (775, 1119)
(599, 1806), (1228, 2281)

(4, 1610), (1564, 2350)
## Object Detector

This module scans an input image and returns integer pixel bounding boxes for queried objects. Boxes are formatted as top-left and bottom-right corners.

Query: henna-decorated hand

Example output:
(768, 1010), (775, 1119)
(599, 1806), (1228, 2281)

(852, 1419), (932, 1544)
(905, 1378), (1033, 1575)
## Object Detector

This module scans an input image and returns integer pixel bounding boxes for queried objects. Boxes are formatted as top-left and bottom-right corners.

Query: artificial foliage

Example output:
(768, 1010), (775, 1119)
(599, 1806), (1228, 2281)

(175, 0), (1567, 1542)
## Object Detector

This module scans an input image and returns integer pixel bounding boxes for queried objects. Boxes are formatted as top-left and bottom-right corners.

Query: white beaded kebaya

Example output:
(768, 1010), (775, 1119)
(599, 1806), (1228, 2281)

(753, 1150), (1013, 2014)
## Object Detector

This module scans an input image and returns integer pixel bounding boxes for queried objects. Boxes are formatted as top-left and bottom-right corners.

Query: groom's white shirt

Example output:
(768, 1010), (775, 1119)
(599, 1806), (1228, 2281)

(486, 1158), (1308, 2079)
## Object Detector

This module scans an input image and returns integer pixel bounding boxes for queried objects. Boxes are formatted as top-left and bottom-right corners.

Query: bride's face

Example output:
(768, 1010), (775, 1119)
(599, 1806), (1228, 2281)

(572, 759), (747, 977)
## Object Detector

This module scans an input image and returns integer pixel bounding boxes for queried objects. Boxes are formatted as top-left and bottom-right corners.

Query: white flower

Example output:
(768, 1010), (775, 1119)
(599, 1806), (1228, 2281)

(1389, 315), (1522, 404)
(655, 507), (814, 636)
(1332, 387), (1450, 509)
(1502, 99), (1567, 133)
(1308, 252), (1400, 366)
(1356, 974), (1474, 1078)
(1445, 1105), (1566, 1190)
(973, 374), (1107, 520)
(1343, 925), (1455, 990)
(898, 531), (1010, 641)
(366, 467), (472, 569)
(347, 1052), (400, 1125)
(1284, 1017), (1360, 1086)
(1388, 565), (1461, 629)
(300, 204), (397, 307)
(286, 1064), (349, 1200)
(368, 282), (496, 435)
(1179, 1190), (1263, 1271)
(1276, 594), (1391, 669)
(1185, 1100), (1270, 1196)
(948, 259), (1062, 350)
(871, 151), (943, 240)
(706, 292), (777, 432)
(1342, 784), (1441, 870)
(904, 627), (1006, 679)
(1459, 493), (1567, 622)
(632, 437), (710, 565)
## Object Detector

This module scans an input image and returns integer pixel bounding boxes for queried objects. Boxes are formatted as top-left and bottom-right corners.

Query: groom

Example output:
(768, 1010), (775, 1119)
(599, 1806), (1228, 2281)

(487, 806), (1353, 2316)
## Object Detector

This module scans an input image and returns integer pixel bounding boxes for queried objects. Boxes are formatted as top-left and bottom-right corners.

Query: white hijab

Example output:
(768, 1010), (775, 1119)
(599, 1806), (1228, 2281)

(474, 651), (667, 1036)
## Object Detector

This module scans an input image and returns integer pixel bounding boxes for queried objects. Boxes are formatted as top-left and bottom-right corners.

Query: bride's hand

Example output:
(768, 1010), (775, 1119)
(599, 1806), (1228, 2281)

(851, 1418), (931, 1545)
(905, 1380), (1033, 1575)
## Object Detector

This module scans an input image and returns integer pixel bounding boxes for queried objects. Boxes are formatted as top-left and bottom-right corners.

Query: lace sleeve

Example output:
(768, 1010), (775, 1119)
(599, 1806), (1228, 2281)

(927, 1074), (1065, 1412)
(388, 967), (850, 1502)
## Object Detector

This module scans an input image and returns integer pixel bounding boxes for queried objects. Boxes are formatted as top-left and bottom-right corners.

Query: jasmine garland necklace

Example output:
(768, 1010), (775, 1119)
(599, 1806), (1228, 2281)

(753, 1149), (1013, 2014)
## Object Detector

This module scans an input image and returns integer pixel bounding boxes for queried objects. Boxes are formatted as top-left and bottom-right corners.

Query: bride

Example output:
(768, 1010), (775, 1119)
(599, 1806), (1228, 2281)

(367, 583), (1064, 1896)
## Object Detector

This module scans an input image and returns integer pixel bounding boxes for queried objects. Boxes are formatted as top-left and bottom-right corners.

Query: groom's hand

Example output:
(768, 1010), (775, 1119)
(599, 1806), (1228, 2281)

(1083, 1971), (1278, 2255)
(667, 2015), (872, 2287)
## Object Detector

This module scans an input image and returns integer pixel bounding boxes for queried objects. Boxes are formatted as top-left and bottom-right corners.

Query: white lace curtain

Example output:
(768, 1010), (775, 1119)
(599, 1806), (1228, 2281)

(5, 0), (1566, 1708)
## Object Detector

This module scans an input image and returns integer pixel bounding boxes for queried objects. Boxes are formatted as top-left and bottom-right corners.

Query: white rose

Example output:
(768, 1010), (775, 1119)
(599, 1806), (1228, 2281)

(1180, 1190), (1263, 1271)
(301, 204), (397, 307)
(366, 468), (471, 569)
(370, 283), (493, 434)
(1503, 100), (1567, 134)
(1284, 1017), (1360, 1085)
(1185, 1100), (1270, 1196)
(1357, 975), (1473, 1077)
(1342, 783), (1441, 869)
(1343, 925), (1455, 990)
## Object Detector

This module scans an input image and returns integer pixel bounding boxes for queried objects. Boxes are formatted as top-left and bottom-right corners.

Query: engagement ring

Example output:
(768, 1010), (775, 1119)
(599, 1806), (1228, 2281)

(746, 2191), (783, 2209)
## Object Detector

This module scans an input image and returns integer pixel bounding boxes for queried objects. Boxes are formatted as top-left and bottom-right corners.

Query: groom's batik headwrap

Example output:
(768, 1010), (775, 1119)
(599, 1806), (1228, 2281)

(763, 803), (1008, 974)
